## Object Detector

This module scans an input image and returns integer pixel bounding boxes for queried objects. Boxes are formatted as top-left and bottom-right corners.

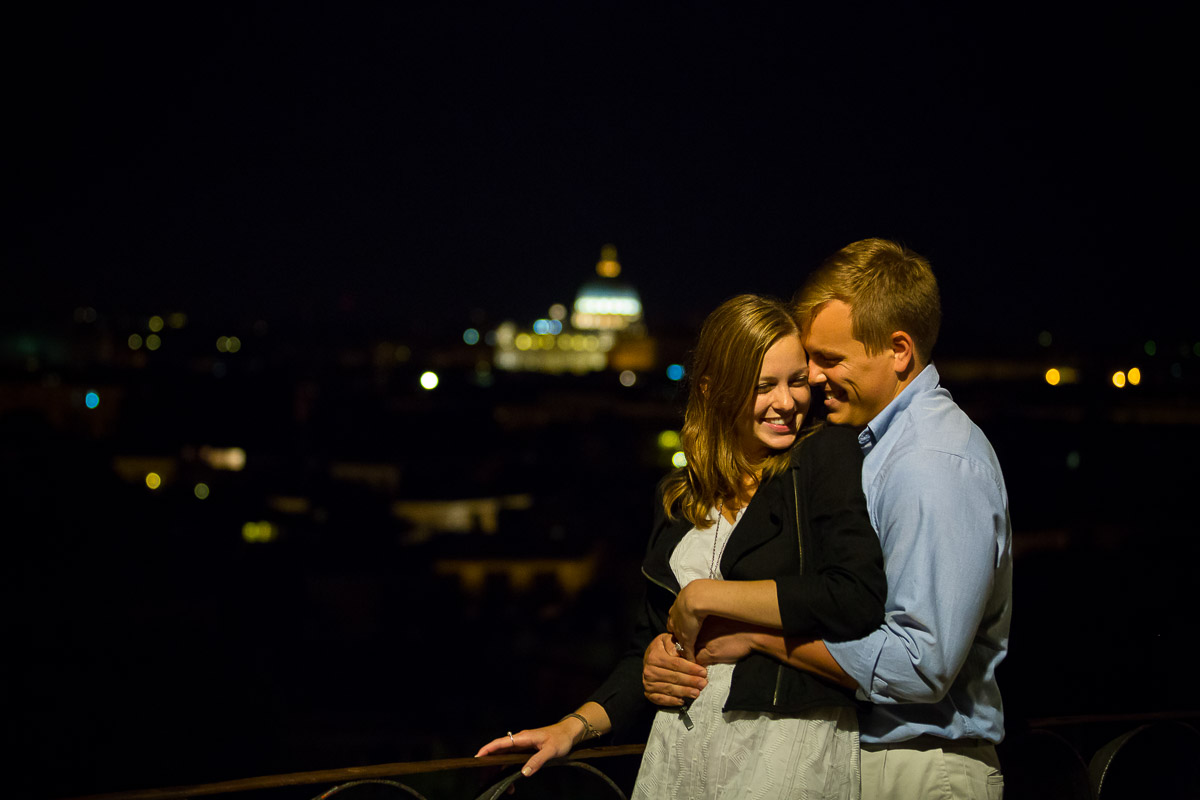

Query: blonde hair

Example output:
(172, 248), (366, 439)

(794, 238), (941, 364)
(662, 294), (804, 528)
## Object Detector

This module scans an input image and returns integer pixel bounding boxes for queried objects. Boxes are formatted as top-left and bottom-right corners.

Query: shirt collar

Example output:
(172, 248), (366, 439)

(859, 363), (940, 454)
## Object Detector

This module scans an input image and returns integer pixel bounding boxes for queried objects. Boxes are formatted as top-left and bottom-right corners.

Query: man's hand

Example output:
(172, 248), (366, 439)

(642, 633), (707, 706)
(694, 616), (760, 666)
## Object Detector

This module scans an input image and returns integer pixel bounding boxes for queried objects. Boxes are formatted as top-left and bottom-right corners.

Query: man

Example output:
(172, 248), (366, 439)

(643, 238), (1012, 799)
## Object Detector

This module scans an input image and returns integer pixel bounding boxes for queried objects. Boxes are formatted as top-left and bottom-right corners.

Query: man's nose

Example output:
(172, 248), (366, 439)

(808, 361), (827, 384)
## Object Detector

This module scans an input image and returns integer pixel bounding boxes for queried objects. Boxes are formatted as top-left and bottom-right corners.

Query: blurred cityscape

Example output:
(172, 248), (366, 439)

(4, 247), (1198, 798)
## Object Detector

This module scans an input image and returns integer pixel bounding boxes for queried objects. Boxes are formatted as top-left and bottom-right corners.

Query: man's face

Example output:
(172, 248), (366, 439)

(803, 300), (900, 429)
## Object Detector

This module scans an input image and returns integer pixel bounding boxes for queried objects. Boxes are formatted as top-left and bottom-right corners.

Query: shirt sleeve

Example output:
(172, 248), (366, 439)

(826, 447), (1008, 703)
(775, 426), (887, 640)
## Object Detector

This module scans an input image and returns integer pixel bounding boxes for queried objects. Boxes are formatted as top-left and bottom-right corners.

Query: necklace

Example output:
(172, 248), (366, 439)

(709, 503), (728, 579)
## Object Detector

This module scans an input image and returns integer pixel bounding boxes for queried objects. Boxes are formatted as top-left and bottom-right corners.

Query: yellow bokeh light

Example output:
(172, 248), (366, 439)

(199, 446), (247, 471)
(241, 521), (278, 543)
(514, 333), (533, 351)
(658, 430), (682, 449)
(194, 483), (210, 500)
(1112, 371), (1126, 388)
(148, 315), (164, 332)
(167, 312), (187, 329)
(145, 334), (161, 351)
(420, 371), (439, 390)
(1128, 367), (1141, 386)
(1044, 368), (1061, 386)
(671, 451), (688, 468)
(216, 336), (228, 352)
(128, 333), (143, 350)
(145, 472), (162, 490)
(227, 336), (241, 353)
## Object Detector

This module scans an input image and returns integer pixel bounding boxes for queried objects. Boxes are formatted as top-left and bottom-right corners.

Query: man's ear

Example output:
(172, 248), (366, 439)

(890, 331), (916, 377)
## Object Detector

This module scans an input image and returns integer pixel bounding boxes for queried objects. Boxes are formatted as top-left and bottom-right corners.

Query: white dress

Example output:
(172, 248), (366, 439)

(631, 507), (861, 800)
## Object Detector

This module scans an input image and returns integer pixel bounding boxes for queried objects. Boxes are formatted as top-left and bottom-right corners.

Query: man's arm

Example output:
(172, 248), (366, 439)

(739, 630), (858, 690)
(641, 617), (860, 703)
(827, 449), (1009, 704)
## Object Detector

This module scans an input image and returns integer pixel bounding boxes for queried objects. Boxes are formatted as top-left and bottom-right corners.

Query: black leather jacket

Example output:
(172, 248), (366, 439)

(588, 424), (886, 738)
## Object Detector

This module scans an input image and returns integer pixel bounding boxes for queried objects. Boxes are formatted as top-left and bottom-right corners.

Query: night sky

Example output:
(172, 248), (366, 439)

(5, 4), (1196, 344)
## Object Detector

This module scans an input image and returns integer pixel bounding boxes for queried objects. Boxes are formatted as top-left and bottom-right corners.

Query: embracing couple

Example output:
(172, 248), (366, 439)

(479, 238), (1012, 800)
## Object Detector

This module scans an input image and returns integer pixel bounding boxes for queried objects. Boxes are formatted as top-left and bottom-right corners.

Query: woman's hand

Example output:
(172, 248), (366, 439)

(667, 580), (713, 661)
(475, 719), (578, 777)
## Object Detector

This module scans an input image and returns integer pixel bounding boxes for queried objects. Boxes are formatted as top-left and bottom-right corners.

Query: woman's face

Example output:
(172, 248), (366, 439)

(736, 333), (811, 461)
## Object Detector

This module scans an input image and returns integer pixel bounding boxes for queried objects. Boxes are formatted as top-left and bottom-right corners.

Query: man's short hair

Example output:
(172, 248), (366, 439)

(794, 238), (941, 364)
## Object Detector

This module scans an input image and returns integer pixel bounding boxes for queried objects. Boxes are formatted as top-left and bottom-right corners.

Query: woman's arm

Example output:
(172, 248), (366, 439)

(668, 426), (886, 662)
(474, 701), (612, 777)
(667, 578), (780, 661)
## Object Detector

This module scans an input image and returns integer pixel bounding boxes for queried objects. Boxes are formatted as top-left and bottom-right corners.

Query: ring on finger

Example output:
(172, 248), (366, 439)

(508, 731), (516, 747)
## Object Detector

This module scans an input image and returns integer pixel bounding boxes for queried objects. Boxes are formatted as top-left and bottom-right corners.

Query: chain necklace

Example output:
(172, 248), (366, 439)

(709, 503), (728, 579)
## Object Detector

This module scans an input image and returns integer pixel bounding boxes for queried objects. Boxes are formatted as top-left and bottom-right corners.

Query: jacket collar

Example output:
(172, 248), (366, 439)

(645, 472), (788, 588)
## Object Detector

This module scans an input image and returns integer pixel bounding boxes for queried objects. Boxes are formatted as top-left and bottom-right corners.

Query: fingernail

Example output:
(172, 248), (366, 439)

(521, 767), (531, 777)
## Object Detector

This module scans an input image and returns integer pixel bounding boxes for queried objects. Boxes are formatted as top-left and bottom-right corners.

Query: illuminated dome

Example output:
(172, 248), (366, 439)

(572, 245), (643, 331)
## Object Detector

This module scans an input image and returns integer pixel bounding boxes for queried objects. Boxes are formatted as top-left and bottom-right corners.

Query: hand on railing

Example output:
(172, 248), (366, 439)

(475, 720), (577, 777)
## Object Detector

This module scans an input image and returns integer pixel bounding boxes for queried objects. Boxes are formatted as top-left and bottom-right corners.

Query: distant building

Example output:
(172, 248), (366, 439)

(492, 244), (656, 374)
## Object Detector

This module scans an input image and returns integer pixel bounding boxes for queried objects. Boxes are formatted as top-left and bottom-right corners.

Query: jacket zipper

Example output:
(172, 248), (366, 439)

(642, 566), (678, 597)
(775, 468), (805, 708)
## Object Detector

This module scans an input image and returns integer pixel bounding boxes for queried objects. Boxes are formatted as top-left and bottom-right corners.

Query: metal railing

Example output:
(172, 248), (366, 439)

(59, 711), (1200, 800)
(61, 745), (646, 800)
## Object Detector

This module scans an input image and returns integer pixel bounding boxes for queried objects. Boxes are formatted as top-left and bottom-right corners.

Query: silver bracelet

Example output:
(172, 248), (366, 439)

(560, 712), (600, 740)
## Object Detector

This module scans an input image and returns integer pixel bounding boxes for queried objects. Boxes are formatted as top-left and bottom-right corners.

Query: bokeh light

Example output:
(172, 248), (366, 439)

(463, 328), (480, 345)
(145, 472), (162, 490)
(667, 364), (685, 381)
(1111, 371), (1126, 388)
(85, 391), (100, 409)
(1144, 340), (1157, 356)
(1127, 367), (1141, 385)
(194, 483), (210, 499)
(148, 315), (164, 332)
(420, 371), (439, 390)
(128, 334), (143, 350)
(145, 334), (161, 351)
(619, 370), (636, 387)
(1044, 368), (1061, 386)
(671, 451), (688, 468)
(242, 521), (278, 543)
(658, 430), (682, 449)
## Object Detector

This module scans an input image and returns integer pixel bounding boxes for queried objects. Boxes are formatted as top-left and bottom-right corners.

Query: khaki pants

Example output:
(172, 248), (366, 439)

(861, 736), (1003, 800)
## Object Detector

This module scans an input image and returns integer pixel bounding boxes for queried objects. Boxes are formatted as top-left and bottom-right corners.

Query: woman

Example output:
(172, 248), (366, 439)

(477, 294), (885, 799)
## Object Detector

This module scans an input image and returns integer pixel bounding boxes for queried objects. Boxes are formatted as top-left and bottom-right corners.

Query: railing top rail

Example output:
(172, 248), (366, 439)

(60, 745), (647, 800)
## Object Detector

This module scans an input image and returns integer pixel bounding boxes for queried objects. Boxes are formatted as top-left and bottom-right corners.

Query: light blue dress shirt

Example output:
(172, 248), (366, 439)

(825, 364), (1012, 744)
